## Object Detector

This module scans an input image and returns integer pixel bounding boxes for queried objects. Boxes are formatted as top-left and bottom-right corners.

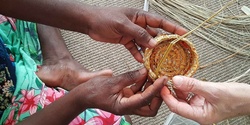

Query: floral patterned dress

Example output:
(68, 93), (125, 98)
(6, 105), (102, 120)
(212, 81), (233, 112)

(0, 15), (130, 125)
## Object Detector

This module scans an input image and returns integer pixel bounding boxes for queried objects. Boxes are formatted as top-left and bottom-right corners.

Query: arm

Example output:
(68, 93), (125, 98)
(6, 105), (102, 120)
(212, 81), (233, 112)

(1, 0), (91, 34)
(19, 68), (166, 124)
(37, 24), (73, 62)
(161, 76), (250, 124)
(17, 88), (86, 125)
(36, 24), (113, 90)
(0, 0), (187, 62)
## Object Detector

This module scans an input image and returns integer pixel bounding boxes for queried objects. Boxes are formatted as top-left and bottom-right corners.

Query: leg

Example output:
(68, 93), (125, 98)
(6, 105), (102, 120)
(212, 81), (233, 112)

(36, 24), (112, 90)
(36, 24), (133, 125)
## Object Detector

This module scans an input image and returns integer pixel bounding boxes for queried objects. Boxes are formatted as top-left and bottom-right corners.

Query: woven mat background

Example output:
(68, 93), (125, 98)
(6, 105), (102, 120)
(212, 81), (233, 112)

(61, 0), (250, 124)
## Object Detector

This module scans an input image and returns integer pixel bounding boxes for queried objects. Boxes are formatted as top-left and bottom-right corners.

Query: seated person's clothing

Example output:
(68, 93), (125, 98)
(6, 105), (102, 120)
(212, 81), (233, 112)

(0, 29), (16, 118)
(0, 15), (130, 125)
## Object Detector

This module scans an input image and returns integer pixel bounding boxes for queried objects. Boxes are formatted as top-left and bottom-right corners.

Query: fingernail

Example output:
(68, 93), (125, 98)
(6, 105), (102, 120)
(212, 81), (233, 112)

(173, 76), (183, 87)
(139, 68), (147, 75)
(149, 38), (157, 47)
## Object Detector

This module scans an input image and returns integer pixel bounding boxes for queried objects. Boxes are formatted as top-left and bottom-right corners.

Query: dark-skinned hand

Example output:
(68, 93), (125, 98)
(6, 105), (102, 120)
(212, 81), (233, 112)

(73, 68), (167, 116)
(86, 7), (187, 62)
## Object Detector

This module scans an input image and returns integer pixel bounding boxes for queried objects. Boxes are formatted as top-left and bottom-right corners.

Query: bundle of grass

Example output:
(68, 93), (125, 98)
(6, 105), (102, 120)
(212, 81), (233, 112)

(150, 0), (250, 59)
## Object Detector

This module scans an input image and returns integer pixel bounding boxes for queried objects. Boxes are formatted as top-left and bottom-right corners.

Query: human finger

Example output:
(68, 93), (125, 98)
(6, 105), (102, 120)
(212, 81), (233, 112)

(172, 76), (217, 100)
(161, 86), (196, 119)
(110, 68), (148, 91)
(137, 11), (187, 35)
(129, 71), (148, 93)
(79, 69), (113, 80)
(121, 76), (166, 110)
(133, 95), (162, 116)
(174, 89), (190, 100)
(124, 41), (143, 62)
(132, 77), (163, 116)
(146, 26), (159, 37)
(145, 93), (163, 116)
(118, 20), (157, 48)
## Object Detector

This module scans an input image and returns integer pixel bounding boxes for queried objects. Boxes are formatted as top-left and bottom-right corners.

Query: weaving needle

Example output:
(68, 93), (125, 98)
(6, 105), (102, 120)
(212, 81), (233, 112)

(143, 0), (149, 11)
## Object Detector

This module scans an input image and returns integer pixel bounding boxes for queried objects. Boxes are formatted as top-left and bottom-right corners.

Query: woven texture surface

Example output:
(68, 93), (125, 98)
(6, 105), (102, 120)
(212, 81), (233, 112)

(61, 0), (250, 124)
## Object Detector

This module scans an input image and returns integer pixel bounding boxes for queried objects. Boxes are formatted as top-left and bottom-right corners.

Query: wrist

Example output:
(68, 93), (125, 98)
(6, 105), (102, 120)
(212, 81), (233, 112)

(80, 5), (103, 35)
(229, 83), (250, 116)
(70, 85), (90, 109)
(66, 3), (94, 34)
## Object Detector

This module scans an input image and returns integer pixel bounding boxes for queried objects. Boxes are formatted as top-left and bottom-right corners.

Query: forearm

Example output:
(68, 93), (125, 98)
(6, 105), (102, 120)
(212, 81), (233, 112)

(17, 89), (85, 125)
(37, 24), (73, 63)
(1, 0), (93, 34)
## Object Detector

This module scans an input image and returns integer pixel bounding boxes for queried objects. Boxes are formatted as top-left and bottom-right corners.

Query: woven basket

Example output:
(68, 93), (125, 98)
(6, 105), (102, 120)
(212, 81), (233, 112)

(144, 34), (199, 80)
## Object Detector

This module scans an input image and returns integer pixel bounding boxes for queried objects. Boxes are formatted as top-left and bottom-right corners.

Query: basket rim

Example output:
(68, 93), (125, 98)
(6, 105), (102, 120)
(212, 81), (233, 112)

(143, 34), (199, 80)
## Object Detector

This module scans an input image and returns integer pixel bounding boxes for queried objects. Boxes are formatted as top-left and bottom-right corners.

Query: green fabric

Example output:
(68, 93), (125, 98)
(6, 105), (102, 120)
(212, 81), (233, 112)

(0, 19), (130, 125)
(0, 19), (43, 124)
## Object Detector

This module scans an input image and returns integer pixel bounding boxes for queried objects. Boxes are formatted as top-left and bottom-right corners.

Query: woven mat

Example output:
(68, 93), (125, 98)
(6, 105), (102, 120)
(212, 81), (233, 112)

(61, 0), (250, 124)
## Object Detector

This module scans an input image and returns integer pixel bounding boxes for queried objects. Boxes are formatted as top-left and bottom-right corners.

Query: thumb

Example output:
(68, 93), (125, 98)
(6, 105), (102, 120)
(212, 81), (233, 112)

(78, 69), (113, 82)
(120, 21), (157, 48)
(172, 76), (212, 97)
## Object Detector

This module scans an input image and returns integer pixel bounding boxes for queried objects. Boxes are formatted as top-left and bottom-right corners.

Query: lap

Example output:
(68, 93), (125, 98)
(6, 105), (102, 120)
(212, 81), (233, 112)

(0, 17), (129, 125)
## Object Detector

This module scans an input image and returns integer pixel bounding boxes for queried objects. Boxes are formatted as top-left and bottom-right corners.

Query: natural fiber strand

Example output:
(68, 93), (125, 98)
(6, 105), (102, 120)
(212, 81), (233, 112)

(199, 43), (250, 69)
(226, 68), (250, 82)
(154, 0), (237, 74)
(150, 0), (250, 57)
